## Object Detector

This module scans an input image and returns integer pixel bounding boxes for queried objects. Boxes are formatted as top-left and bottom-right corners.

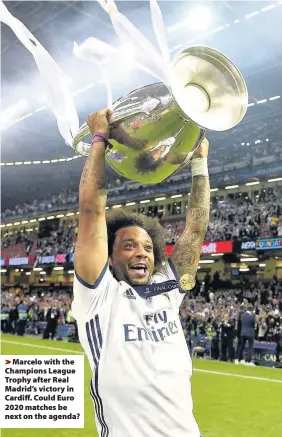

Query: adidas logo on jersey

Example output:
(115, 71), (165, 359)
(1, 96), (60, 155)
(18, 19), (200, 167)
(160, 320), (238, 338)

(123, 288), (136, 300)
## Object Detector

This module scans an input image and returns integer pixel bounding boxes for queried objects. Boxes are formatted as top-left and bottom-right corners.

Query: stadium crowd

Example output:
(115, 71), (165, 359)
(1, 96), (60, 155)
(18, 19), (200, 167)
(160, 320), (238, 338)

(1, 220), (77, 258)
(1, 189), (79, 220)
(1, 276), (281, 363)
(180, 274), (282, 362)
(2, 128), (282, 221)
(2, 185), (282, 257)
(164, 186), (282, 244)
(1, 284), (76, 340)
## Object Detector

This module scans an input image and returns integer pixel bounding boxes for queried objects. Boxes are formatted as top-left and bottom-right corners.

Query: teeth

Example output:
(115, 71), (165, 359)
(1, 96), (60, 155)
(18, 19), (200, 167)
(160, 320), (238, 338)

(130, 265), (146, 270)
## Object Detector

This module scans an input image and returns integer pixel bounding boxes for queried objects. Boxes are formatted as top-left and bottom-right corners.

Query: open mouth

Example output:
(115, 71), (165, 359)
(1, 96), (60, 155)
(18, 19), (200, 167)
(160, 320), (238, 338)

(129, 264), (148, 278)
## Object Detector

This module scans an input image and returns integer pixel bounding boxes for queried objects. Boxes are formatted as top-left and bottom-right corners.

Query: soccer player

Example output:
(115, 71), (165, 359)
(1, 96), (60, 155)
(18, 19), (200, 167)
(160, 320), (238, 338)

(72, 109), (210, 437)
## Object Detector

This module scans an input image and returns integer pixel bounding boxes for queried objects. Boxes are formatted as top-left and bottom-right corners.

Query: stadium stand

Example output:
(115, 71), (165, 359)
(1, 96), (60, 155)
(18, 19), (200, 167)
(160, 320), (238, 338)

(1, 221), (77, 258)
(2, 119), (282, 219)
(1, 277), (281, 362)
(2, 185), (281, 256)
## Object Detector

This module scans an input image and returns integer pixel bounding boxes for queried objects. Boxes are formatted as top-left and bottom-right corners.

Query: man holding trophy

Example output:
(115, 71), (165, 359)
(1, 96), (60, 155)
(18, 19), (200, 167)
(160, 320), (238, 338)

(72, 107), (209, 437)
(1, 1), (249, 435)
(71, 32), (248, 437)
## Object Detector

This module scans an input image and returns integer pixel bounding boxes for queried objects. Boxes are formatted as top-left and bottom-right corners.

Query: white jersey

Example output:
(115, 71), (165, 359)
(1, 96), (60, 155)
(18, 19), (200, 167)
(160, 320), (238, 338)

(72, 259), (200, 437)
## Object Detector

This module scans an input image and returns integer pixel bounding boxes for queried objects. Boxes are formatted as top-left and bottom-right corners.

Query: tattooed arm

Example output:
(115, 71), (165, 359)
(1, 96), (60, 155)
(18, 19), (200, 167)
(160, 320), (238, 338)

(171, 139), (210, 283)
(75, 109), (110, 285)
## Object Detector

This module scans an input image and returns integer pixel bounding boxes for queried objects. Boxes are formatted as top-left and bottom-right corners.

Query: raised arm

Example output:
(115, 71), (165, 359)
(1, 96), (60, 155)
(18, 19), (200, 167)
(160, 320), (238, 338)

(171, 139), (210, 287)
(75, 109), (111, 285)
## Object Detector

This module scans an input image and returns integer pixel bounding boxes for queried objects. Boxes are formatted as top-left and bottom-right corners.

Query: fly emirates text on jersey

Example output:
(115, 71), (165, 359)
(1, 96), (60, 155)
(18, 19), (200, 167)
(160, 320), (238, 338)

(123, 309), (179, 343)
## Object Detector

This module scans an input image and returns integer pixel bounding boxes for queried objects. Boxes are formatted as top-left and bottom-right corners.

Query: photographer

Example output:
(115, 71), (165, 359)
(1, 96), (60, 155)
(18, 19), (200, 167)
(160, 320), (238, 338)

(265, 315), (277, 342)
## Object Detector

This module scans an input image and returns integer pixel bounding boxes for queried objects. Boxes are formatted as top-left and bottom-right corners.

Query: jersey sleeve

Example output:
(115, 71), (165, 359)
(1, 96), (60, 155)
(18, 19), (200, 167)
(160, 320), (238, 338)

(152, 258), (186, 308)
(72, 262), (118, 320)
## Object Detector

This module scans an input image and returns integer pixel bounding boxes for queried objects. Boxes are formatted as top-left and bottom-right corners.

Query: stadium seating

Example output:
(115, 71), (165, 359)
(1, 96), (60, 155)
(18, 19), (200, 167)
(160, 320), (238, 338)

(2, 277), (281, 347)
(2, 185), (281, 257)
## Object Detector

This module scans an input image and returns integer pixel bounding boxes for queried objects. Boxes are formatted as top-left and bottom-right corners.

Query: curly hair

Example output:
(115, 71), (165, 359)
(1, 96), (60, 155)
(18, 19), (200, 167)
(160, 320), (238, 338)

(106, 210), (166, 272)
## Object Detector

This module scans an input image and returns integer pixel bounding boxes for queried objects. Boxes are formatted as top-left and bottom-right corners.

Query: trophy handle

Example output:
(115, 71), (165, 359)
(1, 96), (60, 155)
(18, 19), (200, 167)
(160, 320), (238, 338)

(72, 109), (148, 156)
(72, 122), (91, 154)
(72, 97), (161, 155)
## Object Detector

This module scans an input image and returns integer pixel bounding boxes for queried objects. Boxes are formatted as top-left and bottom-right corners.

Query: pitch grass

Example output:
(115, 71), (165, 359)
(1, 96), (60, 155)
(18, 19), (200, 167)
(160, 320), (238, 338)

(1, 333), (282, 437)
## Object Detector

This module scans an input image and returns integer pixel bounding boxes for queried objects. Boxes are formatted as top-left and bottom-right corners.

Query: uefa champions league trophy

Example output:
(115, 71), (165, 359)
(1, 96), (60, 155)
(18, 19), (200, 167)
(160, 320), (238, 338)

(71, 0), (248, 184)
(72, 48), (248, 184)
(0, 0), (248, 184)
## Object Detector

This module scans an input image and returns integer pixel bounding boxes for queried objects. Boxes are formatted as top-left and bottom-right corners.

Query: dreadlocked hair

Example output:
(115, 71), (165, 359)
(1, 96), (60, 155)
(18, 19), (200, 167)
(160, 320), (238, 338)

(106, 210), (166, 272)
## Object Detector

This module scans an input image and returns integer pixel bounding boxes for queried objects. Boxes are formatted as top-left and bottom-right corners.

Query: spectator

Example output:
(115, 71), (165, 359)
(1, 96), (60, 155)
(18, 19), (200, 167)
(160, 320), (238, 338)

(43, 301), (61, 340)
(275, 322), (282, 363)
(16, 298), (28, 336)
(235, 303), (245, 361)
(1, 276), (281, 363)
(257, 317), (268, 341)
(220, 314), (235, 362)
(237, 305), (256, 365)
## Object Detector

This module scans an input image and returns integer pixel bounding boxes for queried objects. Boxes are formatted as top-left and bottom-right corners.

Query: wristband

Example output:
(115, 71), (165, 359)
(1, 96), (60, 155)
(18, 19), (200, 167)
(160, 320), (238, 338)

(92, 132), (113, 149)
(191, 158), (209, 177)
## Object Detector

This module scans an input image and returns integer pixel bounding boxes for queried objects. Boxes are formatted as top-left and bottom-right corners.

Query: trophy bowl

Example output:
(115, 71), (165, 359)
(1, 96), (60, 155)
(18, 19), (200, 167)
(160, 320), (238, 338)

(73, 46), (248, 184)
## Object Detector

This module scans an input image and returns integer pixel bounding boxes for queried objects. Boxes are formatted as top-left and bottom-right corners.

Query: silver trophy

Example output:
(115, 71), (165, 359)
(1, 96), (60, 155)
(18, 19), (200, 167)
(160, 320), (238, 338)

(0, 1), (248, 183)
(73, 46), (248, 184)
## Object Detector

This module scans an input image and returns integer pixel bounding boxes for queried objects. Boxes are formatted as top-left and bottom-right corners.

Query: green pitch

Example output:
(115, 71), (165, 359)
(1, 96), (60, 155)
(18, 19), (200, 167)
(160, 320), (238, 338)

(1, 334), (282, 437)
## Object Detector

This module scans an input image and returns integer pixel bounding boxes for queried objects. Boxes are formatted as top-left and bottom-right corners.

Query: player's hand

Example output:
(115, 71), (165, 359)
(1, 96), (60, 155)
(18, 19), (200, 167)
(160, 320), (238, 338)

(87, 109), (112, 136)
(192, 137), (209, 159)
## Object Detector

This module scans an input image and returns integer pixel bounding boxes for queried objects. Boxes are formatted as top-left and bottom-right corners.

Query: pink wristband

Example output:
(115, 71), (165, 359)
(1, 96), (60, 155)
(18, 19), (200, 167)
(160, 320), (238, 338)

(92, 132), (112, 149)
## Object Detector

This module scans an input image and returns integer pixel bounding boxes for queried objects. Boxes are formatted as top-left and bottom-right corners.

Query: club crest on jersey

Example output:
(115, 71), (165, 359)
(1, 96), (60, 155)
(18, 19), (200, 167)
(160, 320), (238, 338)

(123, 288), (136, 300)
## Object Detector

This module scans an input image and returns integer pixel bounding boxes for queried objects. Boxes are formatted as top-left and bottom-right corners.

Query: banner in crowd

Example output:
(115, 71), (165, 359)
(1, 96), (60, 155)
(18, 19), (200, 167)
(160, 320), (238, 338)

(256, 238), (282, 250)
(9, 256), (35, 266)
(2, 241), (234, 267)
(36, 254), (67, 264)
(233, 239), (257, 252)
(38, 255), (56, 264)
(165, 240), (233, 256)
(1, 253), (70, 267)
(201, 241), (233, 254)
(253, 342), (280, 367)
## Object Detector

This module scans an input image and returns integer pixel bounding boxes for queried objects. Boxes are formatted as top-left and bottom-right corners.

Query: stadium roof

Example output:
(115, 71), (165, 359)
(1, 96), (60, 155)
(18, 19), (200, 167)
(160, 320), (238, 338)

(1, 1), (282, 207)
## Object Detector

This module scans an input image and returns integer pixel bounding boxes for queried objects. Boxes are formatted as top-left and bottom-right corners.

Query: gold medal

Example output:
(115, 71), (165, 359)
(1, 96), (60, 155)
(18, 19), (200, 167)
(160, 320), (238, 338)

(179, 274), (195, 291)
